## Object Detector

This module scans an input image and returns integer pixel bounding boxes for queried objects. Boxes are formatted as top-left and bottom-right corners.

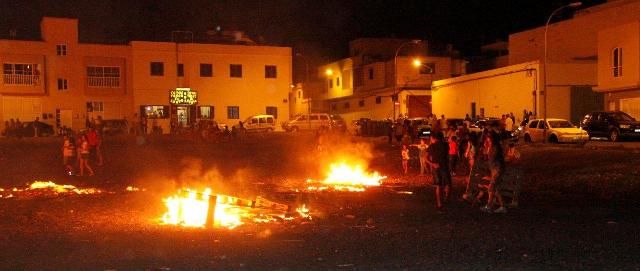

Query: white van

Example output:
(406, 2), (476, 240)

(282, 113), (332, 132)
(240, 114), (276, 132)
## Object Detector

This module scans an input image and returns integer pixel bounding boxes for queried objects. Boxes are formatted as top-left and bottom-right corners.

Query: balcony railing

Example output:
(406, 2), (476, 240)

(3, 74), (40, 86)
(88, 76), (120, 88)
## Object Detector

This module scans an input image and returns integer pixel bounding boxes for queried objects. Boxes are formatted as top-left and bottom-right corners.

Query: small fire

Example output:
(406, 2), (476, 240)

(296, 204), (312, 220)
(307, 162), (386, 192)
(0, 181), (102, 198)
(28, 181), (102, 194)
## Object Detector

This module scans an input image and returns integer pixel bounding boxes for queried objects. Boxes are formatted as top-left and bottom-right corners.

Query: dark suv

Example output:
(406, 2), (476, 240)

(580, 111), (640, 142)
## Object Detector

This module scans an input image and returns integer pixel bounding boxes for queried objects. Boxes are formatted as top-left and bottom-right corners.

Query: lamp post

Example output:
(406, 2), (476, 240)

(543, 2), (582, 142)
(393, 40), (422, 120)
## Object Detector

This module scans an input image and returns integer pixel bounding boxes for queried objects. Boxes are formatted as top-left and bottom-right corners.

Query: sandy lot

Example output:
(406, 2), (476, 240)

(0, 133), (639, 270)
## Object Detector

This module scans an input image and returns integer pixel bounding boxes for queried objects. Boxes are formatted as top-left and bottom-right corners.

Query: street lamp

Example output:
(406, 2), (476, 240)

(393, 39), (422, 120)
(543, 2), (582, 142)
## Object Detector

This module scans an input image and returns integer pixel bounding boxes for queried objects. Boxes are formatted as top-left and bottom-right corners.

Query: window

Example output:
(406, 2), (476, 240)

(230, 64), (242, 78)
(376, 96), (382, 104)
(368, 68), (374, 80)
(612, 47), (622, 77)
(331, 104), (337, 111)
(198, 106), (213, 119)
(3, 63), (41, 86)
(336, 77), (340, 87)
(320, 115), (329, 121)
(266, 106), (278, 119)
(419, 63), (436, 74)
(227, 106), (239, 119)
(309, 115), (319, 121)
(87, 101), (104, 113)
(177, 64), (184, 77)
(528, 120), (538, 129)
(359, 100), (365, 107)
(265, 65), (277, 78)
(57, 78), (68, 90)
(150, 62), (164, 76)
(87, 66), (120, 88)
(328, 78), (333, 88)
(56, 44), (67, 56)
(141, 105), (169, 119)
(200, 63), (213, 77)
(344, 102), (350, 109)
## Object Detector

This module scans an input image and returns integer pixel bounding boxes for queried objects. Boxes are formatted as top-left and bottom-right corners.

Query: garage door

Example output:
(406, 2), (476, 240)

(2, 96), (42, 122)
(620, 98), (640, 120)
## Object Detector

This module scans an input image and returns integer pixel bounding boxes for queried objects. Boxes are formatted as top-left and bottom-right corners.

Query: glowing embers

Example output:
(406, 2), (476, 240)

(0, 181), (103, 198)
(161, 188), (310, 229)
(306, 162), (386, 192)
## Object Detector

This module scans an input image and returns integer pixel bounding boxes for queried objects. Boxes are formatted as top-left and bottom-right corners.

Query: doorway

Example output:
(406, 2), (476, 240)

(176, 106), (190, 127)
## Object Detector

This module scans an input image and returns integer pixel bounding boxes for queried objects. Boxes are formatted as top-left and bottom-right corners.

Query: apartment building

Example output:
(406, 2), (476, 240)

(0, 17), (292, 133)
(315, 38), (466, 124)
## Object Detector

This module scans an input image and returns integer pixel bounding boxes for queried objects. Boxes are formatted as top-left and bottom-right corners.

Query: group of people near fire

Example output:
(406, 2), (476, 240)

(398, 113), (522, 214)
(61, 117), (104, 177)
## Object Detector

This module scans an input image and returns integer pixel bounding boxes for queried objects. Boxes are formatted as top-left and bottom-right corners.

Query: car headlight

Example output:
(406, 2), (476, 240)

(620, 124), (630, 129)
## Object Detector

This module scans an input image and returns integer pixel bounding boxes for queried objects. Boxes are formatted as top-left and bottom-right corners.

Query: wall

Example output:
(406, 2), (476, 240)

(432, 62), (540, 122)
(596, 21), (640, 92)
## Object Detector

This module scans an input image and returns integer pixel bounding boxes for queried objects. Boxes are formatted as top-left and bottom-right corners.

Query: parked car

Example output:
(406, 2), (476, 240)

(468, 118), (502, 135)
(18, 121), (54, 137)
(238, 114), (276, 132)
(330, 114), (347, 133)
(102, 119), (128, 135)
(407, 117), (431, 138)
(523, 118), (588, 143)
(580, 111), (640, 142)
(282, 113), (332, 132)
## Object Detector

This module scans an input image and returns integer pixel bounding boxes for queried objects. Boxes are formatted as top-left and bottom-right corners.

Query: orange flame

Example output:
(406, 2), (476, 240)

(307, 162), (386, 192)
(161, 188), (244, 229)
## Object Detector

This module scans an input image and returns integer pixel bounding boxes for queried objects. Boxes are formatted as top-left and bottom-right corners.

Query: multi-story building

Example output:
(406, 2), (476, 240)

(315, 38), (466, 124)
(0, 17), (131, 130)
(596, 20), (640, 119)
(0, 17), (292, 133)
(434, 0), (640, 124)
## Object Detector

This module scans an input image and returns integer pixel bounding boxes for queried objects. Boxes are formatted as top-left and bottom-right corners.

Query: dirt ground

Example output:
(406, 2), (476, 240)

(0, 133), (639, 270)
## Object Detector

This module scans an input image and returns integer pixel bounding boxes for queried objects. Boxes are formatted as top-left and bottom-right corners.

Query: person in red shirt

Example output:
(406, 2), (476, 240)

(86, 127), (103, 166)
(448, 135), (459, 176)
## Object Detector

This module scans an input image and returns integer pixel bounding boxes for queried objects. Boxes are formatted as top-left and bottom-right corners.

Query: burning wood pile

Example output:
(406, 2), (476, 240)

(161, 188), (311, 229)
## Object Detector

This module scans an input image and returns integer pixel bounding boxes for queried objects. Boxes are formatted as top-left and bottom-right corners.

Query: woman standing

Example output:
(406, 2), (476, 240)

(78, 135), (94, 177)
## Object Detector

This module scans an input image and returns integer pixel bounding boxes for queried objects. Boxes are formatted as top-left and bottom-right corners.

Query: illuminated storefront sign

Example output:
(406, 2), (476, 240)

(170, 88), (198, 105)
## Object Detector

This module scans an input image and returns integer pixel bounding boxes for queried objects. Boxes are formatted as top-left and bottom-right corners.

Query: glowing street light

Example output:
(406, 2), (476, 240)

(393, 39), (422, 120)
(325, 69), (333, 76)
(543, 1), (582, 143)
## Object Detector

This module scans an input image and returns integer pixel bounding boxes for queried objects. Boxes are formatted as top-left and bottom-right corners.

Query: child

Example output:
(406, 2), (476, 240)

(448, 136), (459, 176)
(412, 138), (430, 175)
(62, 135), (75, 175)
(401, 144), (410, 175)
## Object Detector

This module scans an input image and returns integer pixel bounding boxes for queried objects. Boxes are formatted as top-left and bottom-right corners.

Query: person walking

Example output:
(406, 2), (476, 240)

(480, 131), (507, 214)
(62, 135), (75, 175)
(401, 144), (410, 175)
(427, 132), (451, 210)
(78, 135), (94, 177)
(448, 135), (459, 176)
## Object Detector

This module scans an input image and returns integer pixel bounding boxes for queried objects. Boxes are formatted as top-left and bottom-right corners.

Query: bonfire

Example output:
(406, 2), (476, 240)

(306, 162), (386, 192)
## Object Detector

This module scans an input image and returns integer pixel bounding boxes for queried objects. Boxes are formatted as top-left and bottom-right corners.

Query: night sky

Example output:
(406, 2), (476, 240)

(0, 0), (606, 60)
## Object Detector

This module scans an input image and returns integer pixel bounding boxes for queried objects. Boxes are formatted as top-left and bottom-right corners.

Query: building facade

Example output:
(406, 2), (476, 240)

(596, 20), (640, 119)
(0, 17), (292, 133)
(315, 38), (466, 124)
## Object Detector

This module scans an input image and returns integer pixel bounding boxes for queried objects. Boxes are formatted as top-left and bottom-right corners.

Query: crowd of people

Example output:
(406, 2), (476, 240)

(396, 112), (524, 214)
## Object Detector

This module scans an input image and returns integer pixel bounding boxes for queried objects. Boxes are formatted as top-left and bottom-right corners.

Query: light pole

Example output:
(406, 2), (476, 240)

(393, 40), (422, 120)
(543, 2), (582, 142)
